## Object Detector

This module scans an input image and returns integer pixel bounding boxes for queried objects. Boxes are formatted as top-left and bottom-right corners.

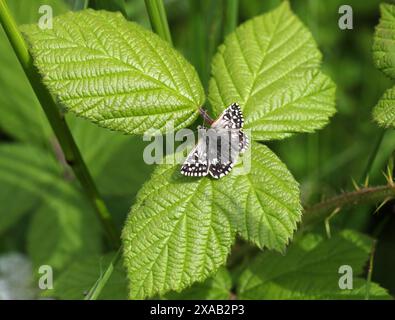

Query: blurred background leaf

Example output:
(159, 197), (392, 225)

(45, 252), (128, 299)
(164, 267), (232, 300)
(0, 144), (62, 235)
(27, 182), (102, 271)
(237, 230), (391, 299)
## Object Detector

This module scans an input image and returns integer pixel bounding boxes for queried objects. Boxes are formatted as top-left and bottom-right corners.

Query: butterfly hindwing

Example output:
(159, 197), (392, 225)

(180, 137), (209, 177)
(206, 129), (236, 179)
(239, 130), (249, 153)
(209, 161), (233, 179)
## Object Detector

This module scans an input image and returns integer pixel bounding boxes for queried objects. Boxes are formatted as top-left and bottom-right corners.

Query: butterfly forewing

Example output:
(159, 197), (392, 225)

(211, 103), (244, 129)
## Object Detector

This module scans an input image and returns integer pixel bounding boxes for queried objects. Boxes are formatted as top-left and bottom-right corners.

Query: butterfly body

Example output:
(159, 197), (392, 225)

(181, 103), (249, 179)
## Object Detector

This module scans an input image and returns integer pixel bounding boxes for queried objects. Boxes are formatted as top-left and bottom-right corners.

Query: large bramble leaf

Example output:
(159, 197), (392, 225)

(373, 4), (395, 128)
(221, 142), (301, 251)
(21, 9), (204, 134)
(237, 230), (391, 299)
(208, 1), (336, 141)
(373, 3), (395, 79)
(122, 142), (301, 299)
(122, 164), (234, 299)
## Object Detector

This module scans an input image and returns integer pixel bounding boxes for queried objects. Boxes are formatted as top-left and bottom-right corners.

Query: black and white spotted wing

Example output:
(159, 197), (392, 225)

(211, 102), (244, 129)
(239, 130), (249, 154)
(180, 136), (209, 177)
(181, 103), (249, 179)
(212, 103), (249, 154)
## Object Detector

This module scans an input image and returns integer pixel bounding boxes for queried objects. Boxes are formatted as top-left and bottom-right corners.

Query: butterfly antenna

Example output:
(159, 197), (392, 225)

(199, 107), (214, 126)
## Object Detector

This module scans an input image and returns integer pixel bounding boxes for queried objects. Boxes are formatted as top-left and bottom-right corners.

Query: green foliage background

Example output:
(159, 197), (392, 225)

(0, 0), (395, 300)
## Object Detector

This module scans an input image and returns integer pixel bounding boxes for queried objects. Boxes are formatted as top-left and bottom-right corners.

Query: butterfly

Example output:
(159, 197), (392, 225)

(181, 103), (249, 179)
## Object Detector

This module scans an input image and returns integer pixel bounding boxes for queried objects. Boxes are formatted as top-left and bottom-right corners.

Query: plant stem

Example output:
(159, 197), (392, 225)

(85, 248), (122, 300)
(0, 0), (119, 248)
(199, 107), (214, 125)
(365, 239), (377, 300)
(144, 0), (173, 45)
(224, 0), (238, 36)
(360, 129), (386, 183)
(303, 184), (395, 226)
(188, 0), (206, 87)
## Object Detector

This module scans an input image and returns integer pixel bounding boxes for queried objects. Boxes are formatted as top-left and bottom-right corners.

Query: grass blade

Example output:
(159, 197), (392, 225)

(144, 0), (172, 45)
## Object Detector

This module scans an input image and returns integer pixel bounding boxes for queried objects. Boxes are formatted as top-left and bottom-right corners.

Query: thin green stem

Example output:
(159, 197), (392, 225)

(365, 239), (377, 300)
(188, 0), (206, 87)
(303, 184), (395, 226)
(306, 133), (320, 203)
(144, 0), (172, 45)
(0, 0), (119, 248)
(223, 0), (238, 36)
(360, 129), (386, 183)
(85, 248), (122, 300)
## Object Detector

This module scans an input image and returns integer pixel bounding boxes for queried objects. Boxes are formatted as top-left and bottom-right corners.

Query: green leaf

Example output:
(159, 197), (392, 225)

(21, 9), (204, 135)
(27, 182), (101, 271)
(372, 4), (395, 128)
(237, 230), (391, 299)
(0, 181), (36, 235)
(0, 144), (61, 234)
(122, 142), (301, 298)
(372, 86), (395, 128)
(122, 162), (234, 299)
(164, 267), (232, 300)
(46, 253), (128, 300)
(373, 3), (395, 79)
(221, 142), (302, 251)
(208, 1), (336, 141)
(0, 143), (102, 269)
